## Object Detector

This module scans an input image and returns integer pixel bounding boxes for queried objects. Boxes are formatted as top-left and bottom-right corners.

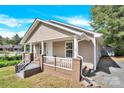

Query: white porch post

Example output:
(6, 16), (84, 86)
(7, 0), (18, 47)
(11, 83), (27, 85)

(41, 41), (44, 55)
(33, 44), (36, 58)
(93, 37), (97, 71)
(74, 36), (78, 58)
(24, 44), (26, 53)
(30, 43), (32, 53)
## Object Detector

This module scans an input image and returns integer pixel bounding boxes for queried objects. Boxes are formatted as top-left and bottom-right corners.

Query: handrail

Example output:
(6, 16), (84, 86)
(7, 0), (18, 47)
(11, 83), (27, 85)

(44, 56), (72, 61)
(56, 57), (72, 60)
(15, 61), (31, 73)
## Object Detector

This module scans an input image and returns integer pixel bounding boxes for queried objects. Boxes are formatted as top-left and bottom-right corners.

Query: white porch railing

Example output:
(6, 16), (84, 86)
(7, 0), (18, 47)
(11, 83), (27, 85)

(43, 56), (72, 70)
(44, 56), (55, 65)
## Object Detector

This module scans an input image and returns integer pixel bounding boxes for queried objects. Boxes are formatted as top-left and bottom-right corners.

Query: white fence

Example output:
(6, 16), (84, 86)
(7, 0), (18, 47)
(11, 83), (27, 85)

(43, 56), (72, 70)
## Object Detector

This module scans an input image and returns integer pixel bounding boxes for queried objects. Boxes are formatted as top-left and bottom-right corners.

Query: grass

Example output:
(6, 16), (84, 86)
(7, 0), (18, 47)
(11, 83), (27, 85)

(0, 66), (82, 88)
(111, 56), (124, 62)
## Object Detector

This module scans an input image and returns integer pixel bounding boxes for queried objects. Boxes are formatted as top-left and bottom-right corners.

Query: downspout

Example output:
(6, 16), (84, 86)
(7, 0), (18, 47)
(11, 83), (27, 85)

(77, 39), (94, 87)
(77, 55), (84, 79)
(77, 35), (98, 87)
(76, 33), (95, 79)
(77, 34), (93, 79)
(77, 39), (85, 79)
(93, 36), (97, 71)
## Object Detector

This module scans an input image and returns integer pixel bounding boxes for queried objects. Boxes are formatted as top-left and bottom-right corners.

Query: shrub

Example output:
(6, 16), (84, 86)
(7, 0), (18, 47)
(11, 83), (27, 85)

(0, 60), (21, 68)
(114, 49), (124, 56)
(0, 55), (22, 61)
(0, 55), (22, 68)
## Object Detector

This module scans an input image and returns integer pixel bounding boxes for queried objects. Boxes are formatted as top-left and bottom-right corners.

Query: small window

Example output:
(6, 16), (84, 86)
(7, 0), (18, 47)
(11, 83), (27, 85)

(40, 44), (42, 54)
(65, 41), (73, 57)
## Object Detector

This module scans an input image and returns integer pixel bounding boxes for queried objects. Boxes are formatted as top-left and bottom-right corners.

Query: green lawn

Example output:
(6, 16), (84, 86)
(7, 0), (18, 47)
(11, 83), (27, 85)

(0, 66), (82, 88)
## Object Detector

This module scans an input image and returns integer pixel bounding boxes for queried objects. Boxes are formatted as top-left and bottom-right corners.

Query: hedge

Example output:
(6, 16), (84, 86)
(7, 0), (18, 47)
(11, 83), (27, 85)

(0, 55), (22, 61)
(0, 60), (21, 68)
(0, 55), (22, 68)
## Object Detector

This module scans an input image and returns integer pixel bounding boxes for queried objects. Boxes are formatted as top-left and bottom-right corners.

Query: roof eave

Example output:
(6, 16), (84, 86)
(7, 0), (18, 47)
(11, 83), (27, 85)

(20, 18), (40, 44)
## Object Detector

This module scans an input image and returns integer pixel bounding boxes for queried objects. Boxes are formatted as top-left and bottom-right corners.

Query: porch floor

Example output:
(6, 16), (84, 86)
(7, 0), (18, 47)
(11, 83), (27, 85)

(25, 62), (40, 70)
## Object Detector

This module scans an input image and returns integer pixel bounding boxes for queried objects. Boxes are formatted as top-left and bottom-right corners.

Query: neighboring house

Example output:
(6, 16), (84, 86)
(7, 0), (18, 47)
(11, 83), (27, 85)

(0, 45), (22, 52)
(16, 18), (103, 81)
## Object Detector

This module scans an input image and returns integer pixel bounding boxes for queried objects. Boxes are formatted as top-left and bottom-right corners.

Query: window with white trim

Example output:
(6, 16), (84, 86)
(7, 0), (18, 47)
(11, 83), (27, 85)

(65, 41), (73, 57)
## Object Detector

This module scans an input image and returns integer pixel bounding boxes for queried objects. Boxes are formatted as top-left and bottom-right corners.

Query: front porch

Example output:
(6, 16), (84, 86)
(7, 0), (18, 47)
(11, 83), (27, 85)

(23, 36), (96, 70)
(15, 36), (97, 81)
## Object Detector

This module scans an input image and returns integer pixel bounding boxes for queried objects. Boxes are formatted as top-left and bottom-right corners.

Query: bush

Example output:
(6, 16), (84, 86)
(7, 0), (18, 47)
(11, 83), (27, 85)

(0, 55), (22, 68)
(0, 55), (22, 61)
(114, 49), (124, 56)
(0, 60), (20, 68)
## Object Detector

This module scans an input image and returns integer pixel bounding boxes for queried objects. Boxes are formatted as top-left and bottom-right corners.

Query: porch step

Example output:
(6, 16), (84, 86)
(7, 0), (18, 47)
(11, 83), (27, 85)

(16, 63), (41, 78)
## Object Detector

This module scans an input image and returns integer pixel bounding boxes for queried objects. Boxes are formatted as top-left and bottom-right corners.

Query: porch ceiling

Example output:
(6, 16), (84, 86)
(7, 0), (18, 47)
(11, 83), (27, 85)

(27, 36), (74, 44)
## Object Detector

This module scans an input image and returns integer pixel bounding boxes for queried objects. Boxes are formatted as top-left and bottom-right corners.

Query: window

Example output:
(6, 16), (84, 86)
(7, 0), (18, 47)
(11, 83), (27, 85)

(40, 44), (42, 54)
(65, 41), (73, 57)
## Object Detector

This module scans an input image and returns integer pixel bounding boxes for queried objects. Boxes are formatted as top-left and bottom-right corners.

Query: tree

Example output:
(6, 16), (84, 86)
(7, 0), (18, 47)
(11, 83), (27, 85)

(0, 35), (3, 45)
(91, 5), (124, 56)
(0, 34), (21, 45)
(12, 34), (21, 44)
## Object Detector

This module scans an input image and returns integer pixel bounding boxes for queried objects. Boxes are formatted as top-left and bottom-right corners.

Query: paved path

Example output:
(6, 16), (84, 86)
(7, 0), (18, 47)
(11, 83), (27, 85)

(90, 57), (124, 88)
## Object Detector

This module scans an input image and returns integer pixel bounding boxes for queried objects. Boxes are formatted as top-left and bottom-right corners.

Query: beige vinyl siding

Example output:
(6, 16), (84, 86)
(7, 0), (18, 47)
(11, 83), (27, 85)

(78, 40), (94, 63)
(53, 41), (65, 57)
(27, 24), (74, 43)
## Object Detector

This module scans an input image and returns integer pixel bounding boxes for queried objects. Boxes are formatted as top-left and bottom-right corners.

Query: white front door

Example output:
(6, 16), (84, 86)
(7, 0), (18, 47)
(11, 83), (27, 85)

(45, 41), (53, 56)
(33, 43), (40, 59)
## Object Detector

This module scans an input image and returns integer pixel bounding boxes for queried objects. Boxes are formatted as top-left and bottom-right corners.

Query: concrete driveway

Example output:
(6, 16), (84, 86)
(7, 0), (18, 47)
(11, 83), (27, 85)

(90, 57), (124, 88)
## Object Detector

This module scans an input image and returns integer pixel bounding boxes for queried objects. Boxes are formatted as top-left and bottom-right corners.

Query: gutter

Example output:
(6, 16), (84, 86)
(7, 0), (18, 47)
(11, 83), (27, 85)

(77, 55), (85, 79)
(77, 39), (85, 79)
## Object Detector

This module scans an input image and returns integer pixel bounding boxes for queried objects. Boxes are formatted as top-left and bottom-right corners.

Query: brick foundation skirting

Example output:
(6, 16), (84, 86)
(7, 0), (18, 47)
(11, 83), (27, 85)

(43, 64), (73, 80)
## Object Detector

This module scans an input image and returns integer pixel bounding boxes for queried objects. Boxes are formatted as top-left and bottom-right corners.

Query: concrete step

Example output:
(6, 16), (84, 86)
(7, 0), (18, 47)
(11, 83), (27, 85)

(16, 63), (41, 78)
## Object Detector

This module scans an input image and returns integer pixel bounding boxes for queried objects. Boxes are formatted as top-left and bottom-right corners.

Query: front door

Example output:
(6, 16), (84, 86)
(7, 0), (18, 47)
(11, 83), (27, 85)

(33, 43), (40, 59)
(45, 41), (53, 56)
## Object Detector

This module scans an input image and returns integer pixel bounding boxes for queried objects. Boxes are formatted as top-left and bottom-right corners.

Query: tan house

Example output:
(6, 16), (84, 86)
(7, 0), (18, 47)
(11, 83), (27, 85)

(16, 18), (103, 82)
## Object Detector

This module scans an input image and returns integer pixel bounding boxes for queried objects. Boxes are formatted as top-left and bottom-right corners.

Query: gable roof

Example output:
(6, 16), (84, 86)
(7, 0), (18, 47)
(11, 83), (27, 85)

(20, 18), (102, 44)
(48, 20), (100, 35)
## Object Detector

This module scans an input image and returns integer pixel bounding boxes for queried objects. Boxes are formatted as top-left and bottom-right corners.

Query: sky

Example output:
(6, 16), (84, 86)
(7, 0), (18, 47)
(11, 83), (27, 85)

(0, 5), (93, 38)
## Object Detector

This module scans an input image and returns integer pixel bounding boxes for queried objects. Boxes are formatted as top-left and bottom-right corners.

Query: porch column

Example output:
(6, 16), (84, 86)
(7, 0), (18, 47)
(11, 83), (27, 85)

(24, 44), (26, 53)
(30, 43), (32, 53)
(33, 44), (36, 58)
(74, 36), (78, 58)
(93, 37), (97, 71)
(41, 41), (44, 55)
